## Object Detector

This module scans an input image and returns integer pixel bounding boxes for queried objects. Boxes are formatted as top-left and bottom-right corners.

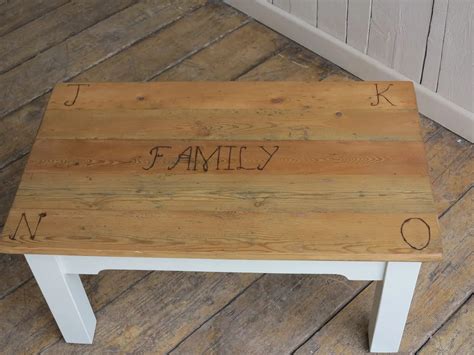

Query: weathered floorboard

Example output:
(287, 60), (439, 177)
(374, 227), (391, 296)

(171, 274), (366, 354)
(0, 0), (206, 118)
(0, 6), (287, 352)
(0, 0), (69, 37)
(418, 295), (473, 355)
(157, 21), (289, 81)
(43, 273), (258, 354)
(0, 0), (137, 74)
(74, 2), (248, 82)
(295, 189), (473, 353)
(0, 269), (149, 353)
(0, 1), (470, 352)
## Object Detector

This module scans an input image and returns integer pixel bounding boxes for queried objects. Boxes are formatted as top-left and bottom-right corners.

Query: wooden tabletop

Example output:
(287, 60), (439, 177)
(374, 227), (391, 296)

(0, 82), (442, 261)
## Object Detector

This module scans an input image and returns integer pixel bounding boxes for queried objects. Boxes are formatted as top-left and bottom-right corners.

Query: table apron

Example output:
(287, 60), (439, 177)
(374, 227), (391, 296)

(43, 255), (388, 281)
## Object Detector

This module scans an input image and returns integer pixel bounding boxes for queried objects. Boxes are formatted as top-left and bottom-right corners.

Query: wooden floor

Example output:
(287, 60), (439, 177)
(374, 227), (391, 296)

(0, 1), (472, 353)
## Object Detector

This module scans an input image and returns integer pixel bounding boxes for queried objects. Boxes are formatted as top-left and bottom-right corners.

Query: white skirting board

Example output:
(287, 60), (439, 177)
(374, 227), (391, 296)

(225, 0), (474, 143)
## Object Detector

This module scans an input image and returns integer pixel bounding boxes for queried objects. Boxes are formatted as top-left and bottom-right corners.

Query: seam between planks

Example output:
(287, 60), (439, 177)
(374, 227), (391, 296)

(438, 186), (473, 220)
(0, 0), (72, 38)
(38, 270), (154, 354)
(419, 0), (436, 85)
(289, 281), (371, 354)
(147, 18), (252, 81)
(0, 1), (209, 121)
(0, 9), (279, 349)
(0, 275), (33, 301)
(414, 293), (473, 354)
(229, 41), (292, 81)
(0, 8), (467, 351)
(0, 7), (251, 174)
(0, 0), (140, 76)
(0, 151), (28, 172)
(166, 274), (265, 354)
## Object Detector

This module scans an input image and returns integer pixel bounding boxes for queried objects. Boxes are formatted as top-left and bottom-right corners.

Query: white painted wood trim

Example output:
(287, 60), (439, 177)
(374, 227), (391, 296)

(26, 254), (419, 350)
(368, 261), (421, 352)
(58, 255), (386, 281)
(225, 0), (474, 142)
(26, 255), (96, 344)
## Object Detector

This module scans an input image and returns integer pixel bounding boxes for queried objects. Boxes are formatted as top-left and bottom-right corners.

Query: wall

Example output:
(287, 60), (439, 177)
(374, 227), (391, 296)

(226, 0), (473, 141)
(269, 0), (472, 112)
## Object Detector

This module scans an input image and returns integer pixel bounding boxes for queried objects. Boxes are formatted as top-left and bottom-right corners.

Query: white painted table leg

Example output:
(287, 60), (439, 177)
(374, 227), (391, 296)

(368, 262), (421, 353)
(25, 254), (96, 344)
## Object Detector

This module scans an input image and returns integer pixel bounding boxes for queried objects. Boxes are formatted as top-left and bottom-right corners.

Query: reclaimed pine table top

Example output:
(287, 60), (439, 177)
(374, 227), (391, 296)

(0, 82), (442, 261)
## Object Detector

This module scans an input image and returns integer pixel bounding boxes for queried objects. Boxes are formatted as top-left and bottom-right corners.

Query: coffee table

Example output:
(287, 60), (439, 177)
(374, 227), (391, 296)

(0, 82), (441, 352)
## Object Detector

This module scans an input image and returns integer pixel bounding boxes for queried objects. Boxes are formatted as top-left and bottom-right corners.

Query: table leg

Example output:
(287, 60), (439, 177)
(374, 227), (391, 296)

(25, 254), (96, 344)
(368, 261), (421, 353)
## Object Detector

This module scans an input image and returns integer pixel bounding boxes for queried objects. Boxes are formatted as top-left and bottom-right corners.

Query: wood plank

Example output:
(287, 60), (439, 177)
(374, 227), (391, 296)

(419, 115), (441, 142)
(418, 296), (473, 354)
(23, 139), (430, 176)
(39, 107), (422, 141)
(171, 274), (366, 354)
(0, 0), (137, 74)
(421, 0), (448, 90)
(236, 44), (331, 81)
(295, 189), (473, 353)
(238, 44), (356, 81)
(0, 158), (26, 228)
(432, 145), (473, 214)
(0, 96), (49, 168)
(73, 3), (248, 82)
(156, 21), (289, 81)
(0, 1), (248, 170)
(317, 0), (347, 42)
(0, 254), (31, 300)
(437, 0), (472, 111)
(41, 272), (257, 354)
(289, 0), (317, 26)
(11, 174), (436, 214)
(0, 157), (33, 320)
(1, 81), (441, 262)
(347, 0), (371, 53)
(0, 0), (69, 37)
(367, 0), (432, 82)
(46, 81), (418, 111)
(0, 208), (442, 261)
(0, 269), (151, 353)
(425, 125), (471, 182)
(30, 25), (360, 352)
(0, 0), (206, 118)
(0, 6), (281, 352)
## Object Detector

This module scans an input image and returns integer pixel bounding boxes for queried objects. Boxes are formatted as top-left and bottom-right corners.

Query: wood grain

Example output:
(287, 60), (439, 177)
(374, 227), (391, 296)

(0, 269), (150, 353)
(432, 145), (473, 214)
(24, 139), (429, 176)
(73, 3), (248, 82)
(0, 0), (137, 74)
(0, 0), (206, 118)
(39, 108), (422, 141)
(0, 2), (468, 352)
(295, 188), (473, 353)
(42, 272), (257, 354)
(46, 81), (417, 111)
(0, 5), (275, 352)
(0, 0), (68, 37)
(171, 274), (366, 354)
(0, 81), (440, 261)
(155, 21), (289, 81)
(418, 296), (473, 355)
